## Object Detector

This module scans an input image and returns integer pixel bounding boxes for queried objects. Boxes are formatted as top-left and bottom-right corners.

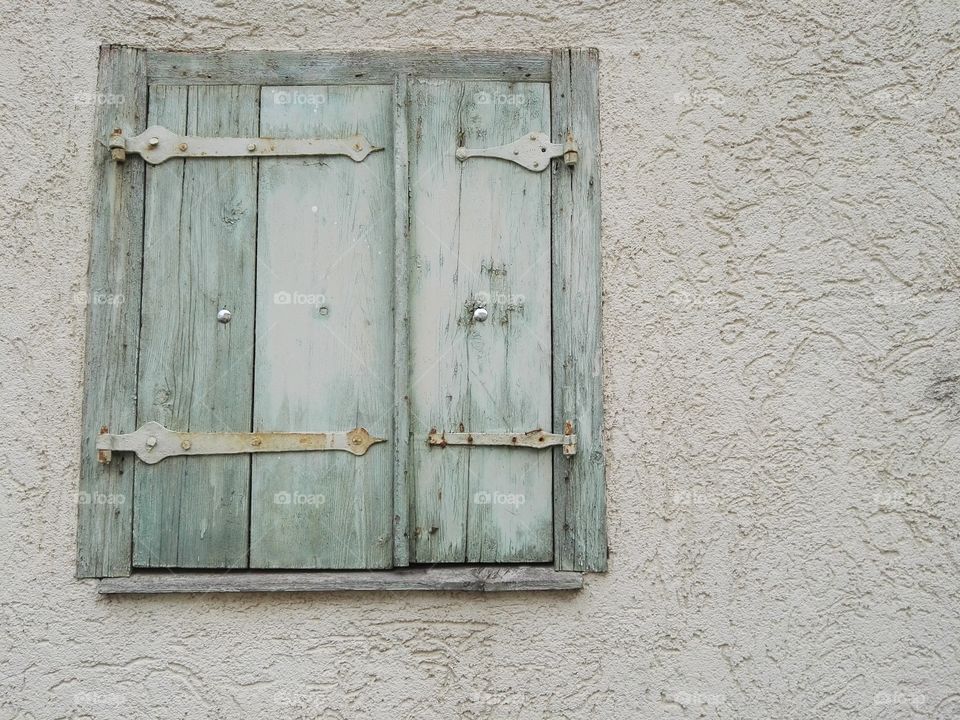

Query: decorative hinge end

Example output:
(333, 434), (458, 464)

(345, 427), (387, 455)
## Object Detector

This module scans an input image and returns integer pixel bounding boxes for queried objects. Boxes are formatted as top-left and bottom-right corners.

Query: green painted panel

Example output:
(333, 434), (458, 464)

(408, 80), (553, 563)
(249, 85), (395, 569)
(132, 85), (258, 568)
(77, 46), (146, 578)
(551, 49), (607, 572)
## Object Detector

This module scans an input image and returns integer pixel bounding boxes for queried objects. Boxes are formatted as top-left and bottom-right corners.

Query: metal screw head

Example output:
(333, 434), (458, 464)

(247, 143), (256, 152)
(180, 439), (192, 450)
(145, 436), (157, 448)
(148, 137), (160, 147)
(473, 307), (488, 322)
(217, 308), (232, 323)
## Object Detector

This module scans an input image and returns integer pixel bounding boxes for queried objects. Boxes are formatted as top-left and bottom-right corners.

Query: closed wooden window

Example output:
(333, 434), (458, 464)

(77, 47), (605, 589)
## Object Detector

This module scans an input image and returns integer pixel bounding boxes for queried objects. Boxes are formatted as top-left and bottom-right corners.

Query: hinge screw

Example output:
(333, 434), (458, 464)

(145, 436), (157, 448)
(148, 137), (160, 147)
(180, 439), (192, 450)
(247, 143), (256, 152)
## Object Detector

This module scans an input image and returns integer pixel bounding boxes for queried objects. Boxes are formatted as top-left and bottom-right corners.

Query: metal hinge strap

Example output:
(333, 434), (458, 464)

(455, 131), (579, 172)
(96, 422), (385, 464)
(427, 422), (577, 456)
(108, 125), (382, 165)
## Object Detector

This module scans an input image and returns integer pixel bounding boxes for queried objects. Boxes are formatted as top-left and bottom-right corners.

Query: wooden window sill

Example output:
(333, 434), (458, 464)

(96, 566), (583, 594)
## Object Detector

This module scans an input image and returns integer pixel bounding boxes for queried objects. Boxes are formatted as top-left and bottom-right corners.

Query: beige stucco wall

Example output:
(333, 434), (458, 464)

(3, 1), (959, 717)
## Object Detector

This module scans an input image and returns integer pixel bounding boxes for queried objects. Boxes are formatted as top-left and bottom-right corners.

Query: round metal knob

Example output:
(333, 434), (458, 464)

(473, 307), (488, 322)
(217, 308), (232, 324)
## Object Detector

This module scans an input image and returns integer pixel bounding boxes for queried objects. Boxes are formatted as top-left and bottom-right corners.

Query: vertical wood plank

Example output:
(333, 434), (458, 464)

(551, 48), (607, 571)
(408, 80), (553, 563)
(130, 84), (186, 566)
(393, 75), (412, 567)
(133, 85), (258, 568)
(77, 46), (147, 578)
(250, 85), (394, 569)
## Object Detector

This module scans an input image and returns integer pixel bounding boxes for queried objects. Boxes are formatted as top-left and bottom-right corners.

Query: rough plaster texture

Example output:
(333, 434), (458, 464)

(2, 1), (960, 718)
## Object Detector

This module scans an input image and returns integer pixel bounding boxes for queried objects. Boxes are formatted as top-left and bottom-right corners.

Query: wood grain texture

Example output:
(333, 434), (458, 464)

(77, 46), (147, 578)
(250, 85), (394, 569)
(98, 566), (582, 593)
(551, 49), (607, 572)
(408, 79), (553, 564)
(132, 85), (258, 568)
(147, 50), (551, 86)
(392, 75), (412, 567)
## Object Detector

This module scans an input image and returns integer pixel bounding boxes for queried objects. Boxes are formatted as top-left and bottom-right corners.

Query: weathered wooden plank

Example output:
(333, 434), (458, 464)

(133, 85), (258, 568)
(77, 46), (147, 578)
(98, 566), (582, 593)
(393, 74), (412, 567)
(147, 50), (551, 86)
(250, 84), (394, 569)
(551, 49), (607, 571)
(408, 80), (553, 563)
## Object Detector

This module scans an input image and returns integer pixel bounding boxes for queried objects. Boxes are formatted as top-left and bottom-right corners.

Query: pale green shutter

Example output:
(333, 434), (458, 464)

(77, 47), (606, 579)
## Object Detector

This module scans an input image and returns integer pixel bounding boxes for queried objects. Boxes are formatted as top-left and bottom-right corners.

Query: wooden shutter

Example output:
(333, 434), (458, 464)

(77, 48), (605, 579)
(401, 51), (606, 571)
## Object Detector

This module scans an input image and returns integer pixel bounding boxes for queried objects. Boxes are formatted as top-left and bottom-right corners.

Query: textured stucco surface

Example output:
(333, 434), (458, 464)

(2, 1), (960, 718)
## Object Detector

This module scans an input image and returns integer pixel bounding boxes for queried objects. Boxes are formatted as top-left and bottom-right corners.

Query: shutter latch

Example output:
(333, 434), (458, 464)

(108, 125), (382, 165)
(96, 422), (385, 464)
(427, 420), (577, 456)
(455, 131), (578, 172)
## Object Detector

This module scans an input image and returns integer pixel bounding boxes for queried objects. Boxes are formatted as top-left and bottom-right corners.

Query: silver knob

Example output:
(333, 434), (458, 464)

(473, 307), (488, 322)
(217, 308), (232, 324)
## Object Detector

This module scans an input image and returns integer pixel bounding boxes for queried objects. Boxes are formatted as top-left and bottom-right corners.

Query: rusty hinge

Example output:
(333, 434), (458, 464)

(96, 422), (385, 464)
(427, 421), (577, 456)
(455, 131), (579, 172)
(108, 125), (382, 165)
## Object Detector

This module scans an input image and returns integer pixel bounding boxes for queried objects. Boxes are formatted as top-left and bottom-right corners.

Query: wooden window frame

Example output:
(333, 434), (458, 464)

(78, 46), (605, 593)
